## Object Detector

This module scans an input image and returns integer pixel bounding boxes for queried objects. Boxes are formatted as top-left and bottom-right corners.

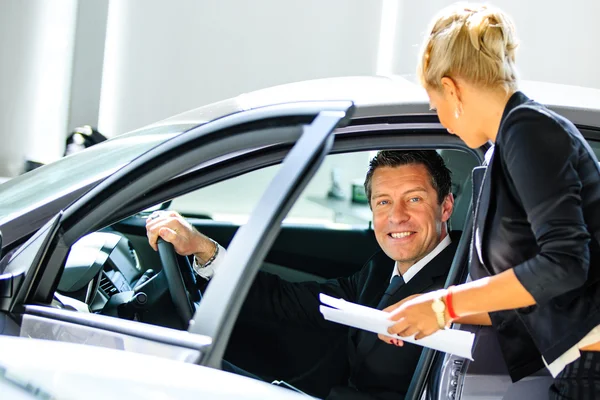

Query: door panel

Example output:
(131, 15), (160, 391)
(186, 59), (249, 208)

(429, 325), (553, 400)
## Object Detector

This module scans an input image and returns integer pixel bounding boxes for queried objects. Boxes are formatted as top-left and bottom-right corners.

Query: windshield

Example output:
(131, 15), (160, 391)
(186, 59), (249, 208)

(0, 123), (196, 223)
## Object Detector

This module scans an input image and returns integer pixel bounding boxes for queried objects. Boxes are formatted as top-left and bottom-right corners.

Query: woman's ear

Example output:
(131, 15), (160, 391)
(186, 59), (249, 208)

(440, 77), (461, 103)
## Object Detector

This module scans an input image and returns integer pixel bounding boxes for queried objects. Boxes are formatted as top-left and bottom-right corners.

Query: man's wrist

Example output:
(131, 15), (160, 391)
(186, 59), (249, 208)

(194, 238), (219, 268)
(194, 237), (218, 264)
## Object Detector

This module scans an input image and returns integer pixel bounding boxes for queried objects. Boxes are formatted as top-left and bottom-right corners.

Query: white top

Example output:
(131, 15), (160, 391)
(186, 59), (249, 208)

(192, 244), (227, 280)
(545, 326), (600, 377)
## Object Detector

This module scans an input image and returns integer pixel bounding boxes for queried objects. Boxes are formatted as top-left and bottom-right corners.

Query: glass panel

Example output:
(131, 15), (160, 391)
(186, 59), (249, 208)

(171, 149), (478, 230)
(171, 152), (373, 227)
(0, 124), (196, 222)
(586, 139), (600, 159)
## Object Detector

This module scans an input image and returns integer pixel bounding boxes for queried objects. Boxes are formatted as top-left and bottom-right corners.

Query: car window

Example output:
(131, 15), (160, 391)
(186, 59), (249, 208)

(170, 149), (478, 230)
(585, 138), (600, 160)
(171, 152), (374, 227)
(0, 123), (196, 224)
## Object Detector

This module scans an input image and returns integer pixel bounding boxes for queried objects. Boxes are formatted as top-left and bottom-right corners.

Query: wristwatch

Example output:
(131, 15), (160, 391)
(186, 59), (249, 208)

(431, 296), (447, 329)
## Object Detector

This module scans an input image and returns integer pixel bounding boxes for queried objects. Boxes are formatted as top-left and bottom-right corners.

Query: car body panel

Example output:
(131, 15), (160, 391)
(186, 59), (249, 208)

(156, 76), (600, 126)
(0, 335), (311, 400)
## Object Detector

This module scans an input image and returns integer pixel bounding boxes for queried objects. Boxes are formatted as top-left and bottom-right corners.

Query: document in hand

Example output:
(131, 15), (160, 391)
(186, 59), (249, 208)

(319, 293), (475, 360)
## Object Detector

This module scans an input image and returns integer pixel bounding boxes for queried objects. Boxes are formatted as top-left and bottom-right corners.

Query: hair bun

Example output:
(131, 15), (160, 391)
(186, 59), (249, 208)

(417, 3), (519, 92)
(466, 8), (518, 61)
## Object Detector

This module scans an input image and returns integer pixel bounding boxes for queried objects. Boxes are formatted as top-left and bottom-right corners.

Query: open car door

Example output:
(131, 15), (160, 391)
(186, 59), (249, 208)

(0, 101), (354, 370)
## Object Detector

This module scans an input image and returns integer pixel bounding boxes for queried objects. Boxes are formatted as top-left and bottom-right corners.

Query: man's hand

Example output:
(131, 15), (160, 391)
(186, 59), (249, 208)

(145, 211), (216, 262)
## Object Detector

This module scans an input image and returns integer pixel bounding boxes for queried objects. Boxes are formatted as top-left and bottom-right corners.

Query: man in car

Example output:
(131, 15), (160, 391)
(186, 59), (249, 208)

(146, 150), (457, 400)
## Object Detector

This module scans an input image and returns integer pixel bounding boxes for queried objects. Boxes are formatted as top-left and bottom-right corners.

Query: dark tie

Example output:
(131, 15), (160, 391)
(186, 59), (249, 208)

(376, 275), (405, 310)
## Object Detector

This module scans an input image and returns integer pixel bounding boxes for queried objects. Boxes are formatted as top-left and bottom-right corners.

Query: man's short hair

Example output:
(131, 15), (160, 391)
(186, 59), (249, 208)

(364, 150), (452, 206)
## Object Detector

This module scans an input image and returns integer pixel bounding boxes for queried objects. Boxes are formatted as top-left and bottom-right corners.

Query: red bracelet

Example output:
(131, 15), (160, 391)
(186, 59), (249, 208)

(445, 286), (458, 320)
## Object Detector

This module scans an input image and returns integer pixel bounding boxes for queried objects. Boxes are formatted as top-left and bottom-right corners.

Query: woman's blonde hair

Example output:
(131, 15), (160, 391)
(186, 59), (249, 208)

(417, 3), (519, 93)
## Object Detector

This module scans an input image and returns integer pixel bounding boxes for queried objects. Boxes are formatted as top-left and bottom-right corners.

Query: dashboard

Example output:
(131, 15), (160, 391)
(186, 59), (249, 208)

(57, 231), (144, 312)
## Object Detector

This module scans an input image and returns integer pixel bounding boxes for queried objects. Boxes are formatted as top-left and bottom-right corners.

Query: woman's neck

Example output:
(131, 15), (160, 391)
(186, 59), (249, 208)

(467, 86), (516, 143)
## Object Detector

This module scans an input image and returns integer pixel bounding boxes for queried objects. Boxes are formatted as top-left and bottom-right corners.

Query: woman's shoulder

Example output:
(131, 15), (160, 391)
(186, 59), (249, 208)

(499, 96), (579, 147)
(503, 98), (564, 128)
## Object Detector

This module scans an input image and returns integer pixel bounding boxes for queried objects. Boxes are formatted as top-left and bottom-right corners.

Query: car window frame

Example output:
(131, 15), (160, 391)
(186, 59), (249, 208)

(1, 102), (350, 309)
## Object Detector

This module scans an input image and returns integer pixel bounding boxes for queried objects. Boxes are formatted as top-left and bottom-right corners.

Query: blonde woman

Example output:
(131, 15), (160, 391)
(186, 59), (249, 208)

(379, 3), (600, 398)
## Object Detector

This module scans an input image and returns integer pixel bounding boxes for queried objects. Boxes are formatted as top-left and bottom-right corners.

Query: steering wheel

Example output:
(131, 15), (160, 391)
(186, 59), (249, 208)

(156, 238), (202, 327)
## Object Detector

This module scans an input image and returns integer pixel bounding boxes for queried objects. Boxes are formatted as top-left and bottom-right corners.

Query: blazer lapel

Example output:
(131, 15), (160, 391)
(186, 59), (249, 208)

(473, 91), (531, 271)
(473, 146), (496, 269)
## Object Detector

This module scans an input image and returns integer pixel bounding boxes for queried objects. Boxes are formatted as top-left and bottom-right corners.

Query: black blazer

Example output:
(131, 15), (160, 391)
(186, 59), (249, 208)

(243, 233), (459, 400)
(471, 91), (600, 381)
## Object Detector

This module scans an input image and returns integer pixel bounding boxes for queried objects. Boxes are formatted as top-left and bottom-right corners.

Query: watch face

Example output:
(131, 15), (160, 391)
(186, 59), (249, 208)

(432, 299), (445, 313)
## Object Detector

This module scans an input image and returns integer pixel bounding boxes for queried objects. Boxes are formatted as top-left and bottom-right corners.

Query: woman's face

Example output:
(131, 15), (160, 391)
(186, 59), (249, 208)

(426, 86), (488, 149)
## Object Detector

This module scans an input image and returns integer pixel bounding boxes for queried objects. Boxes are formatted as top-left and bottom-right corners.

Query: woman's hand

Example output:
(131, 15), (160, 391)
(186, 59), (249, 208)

(378, 293), (420, 346)
(378, 291), (447, 346)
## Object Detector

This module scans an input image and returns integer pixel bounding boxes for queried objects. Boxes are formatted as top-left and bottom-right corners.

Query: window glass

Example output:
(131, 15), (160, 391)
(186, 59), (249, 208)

(171, 152), (373, 227)
(170, 149), (478, 230)
(0, 123), (196, 223)
(586, 139), (600, 160)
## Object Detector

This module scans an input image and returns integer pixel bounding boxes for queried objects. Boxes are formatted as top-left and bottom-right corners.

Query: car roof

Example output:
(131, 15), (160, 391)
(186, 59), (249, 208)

(156, 75), (600, 127)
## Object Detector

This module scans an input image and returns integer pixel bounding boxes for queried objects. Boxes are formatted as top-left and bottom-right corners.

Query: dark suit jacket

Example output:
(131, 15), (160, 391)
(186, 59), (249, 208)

(243, 232), (459, 400)
(470, 91), (600, 381)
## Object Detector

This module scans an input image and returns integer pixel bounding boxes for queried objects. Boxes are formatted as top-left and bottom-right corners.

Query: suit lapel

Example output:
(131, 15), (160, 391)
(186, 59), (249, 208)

(354, 237), (459, 367)
(349, 252), (395, 341)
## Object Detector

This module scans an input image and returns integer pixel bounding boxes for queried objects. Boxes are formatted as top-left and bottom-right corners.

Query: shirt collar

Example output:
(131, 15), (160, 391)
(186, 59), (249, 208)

(391, 234), (452, 283)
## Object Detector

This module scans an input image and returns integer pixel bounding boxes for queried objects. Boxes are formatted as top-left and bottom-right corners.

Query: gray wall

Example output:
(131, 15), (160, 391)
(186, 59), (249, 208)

(392, 0), (600, 89)
(0, 0), (599, 178)
(67, 1), (109, 133)
(0, 0), (77, 177)
(98, 0), (384, 136)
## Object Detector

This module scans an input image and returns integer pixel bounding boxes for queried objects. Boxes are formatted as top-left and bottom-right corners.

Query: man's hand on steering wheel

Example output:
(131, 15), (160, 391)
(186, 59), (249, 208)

(145, 210), (212, 327)
(145, 210), (215, 262)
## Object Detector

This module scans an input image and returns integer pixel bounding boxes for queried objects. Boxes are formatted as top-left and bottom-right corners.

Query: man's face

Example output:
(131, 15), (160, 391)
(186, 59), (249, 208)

(370, 164), (453, 269)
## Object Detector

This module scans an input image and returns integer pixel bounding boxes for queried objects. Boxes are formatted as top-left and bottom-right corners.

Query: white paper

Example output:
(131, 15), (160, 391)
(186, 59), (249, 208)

(319, 293), (474, 360)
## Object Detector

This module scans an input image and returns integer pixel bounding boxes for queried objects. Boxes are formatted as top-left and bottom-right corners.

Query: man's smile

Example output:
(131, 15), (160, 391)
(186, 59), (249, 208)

(388, 231), (416, 239)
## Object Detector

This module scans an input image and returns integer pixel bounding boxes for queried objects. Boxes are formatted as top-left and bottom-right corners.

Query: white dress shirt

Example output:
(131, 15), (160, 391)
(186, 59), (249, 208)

(391, 234), (452, 284)
(192, 244), (226, 279)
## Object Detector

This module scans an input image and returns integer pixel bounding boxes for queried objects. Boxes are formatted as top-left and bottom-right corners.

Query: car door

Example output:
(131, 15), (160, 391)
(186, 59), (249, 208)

(0, 101), (354, 366)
